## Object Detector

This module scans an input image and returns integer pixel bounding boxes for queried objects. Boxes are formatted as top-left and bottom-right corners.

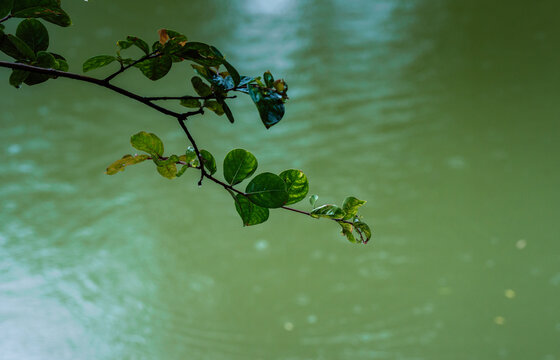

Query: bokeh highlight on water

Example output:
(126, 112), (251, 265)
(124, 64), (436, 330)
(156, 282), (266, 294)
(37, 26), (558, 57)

(1, 1), (559, 359)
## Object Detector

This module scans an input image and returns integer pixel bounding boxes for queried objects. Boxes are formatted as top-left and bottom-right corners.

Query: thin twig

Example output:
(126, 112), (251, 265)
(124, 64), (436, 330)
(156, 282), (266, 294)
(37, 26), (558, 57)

(0, 14), (12, 24)
(104, 51), (159, 82)
(146, 95), (237, 101)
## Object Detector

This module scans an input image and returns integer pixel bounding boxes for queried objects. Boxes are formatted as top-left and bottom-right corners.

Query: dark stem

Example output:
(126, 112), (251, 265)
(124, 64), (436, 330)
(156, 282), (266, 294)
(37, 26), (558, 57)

(0, 14), (12, 24)
(0, 61), (181, 118)
(104, 51), (159, 82)
(146, 95), (236, 101)
(176, 113), (206, 185)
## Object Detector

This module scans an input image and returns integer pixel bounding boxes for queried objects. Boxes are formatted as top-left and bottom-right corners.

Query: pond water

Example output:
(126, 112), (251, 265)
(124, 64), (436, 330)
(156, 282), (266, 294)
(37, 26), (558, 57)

(1, 1), (559, 359)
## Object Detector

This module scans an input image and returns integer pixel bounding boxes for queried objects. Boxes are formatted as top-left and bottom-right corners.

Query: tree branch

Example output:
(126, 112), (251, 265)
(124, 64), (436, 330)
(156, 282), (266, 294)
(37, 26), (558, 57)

(146, 95), (236, 101)
(104, 51), (159, 82)
(0, 61), (181, 118)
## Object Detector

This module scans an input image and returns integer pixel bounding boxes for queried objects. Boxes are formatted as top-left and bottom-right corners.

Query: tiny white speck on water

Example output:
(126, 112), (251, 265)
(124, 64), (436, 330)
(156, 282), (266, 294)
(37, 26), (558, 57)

(494, 316), (505, 325)
(7, 144), (21, 154)
(254, 239), (268, 251)
(504, 289), (516, 299)
(307, 315), (317, 324)
(283, 322), (294, 331)
(516, 239), (527, 249)
(37, 106), (49, 116)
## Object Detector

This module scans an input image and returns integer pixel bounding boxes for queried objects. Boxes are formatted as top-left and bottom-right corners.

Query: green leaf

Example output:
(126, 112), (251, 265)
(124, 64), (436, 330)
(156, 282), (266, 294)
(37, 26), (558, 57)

(245, 172), (288, 208)
(105, 154), (149, 175)
(12, 0), (59, 13)
(130, 131), (164, 156)
(180, 98), (201, 108)
(191, 76), (211, 97)
(219, 100), (234, 123)
(340, 222), (356, 243)
(248, 84), (285, 129)
(234, 194), (269, 226)
(203, 100), (224, 115)
(354, 221), (372, 243)
(0, 0), (13, 18)
(24, 50), (55, 85)
(16, 18), (48, 53)
(9, 69), (29, 88)
(309, 194), (318, 207)
(12, 6), (71, 27)
(0, 34), (35, 60)
(310, 204), (345, 219)
(157, 163), (177, 179)
(176, 41), (224, 66)
(263, 70), (274, 88)
(82, 55), (116, 72)
(52, 55), (68, 71)
(191, 64), (216, 83)
(342, 196), (366, 220)
(135, 54), (172, 81)
(126, 36), (150, 55)
(178, 147), (197, 165)
(223, 60), (240, 87)
(278, 169), (309, 205)
(200, 149), (216, 175)
(223, 149), (258, 185)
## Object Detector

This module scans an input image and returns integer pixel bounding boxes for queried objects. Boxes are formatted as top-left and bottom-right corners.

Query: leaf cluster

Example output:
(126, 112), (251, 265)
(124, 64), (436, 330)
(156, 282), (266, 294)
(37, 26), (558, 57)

(105, 132), (371, 243)
(0, 0), (70, 87)
(82, 28), (288, 129)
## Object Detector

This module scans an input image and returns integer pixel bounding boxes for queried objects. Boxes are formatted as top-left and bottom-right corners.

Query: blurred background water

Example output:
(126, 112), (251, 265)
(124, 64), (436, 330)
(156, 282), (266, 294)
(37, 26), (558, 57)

(1, 0), (559, 359)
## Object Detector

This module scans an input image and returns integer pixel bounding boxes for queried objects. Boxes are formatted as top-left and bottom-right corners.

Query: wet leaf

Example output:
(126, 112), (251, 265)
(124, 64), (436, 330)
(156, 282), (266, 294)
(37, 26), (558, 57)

(263, 70), (274, 88)
(126, 36), (150, 55)
(200, 149), (216, 175)
(354, 221), (372, 243)
(203, 100), (224, 115)
(82, 55), (116, 72)
(340, 222), (356, 243)
(342, 196), (366, 220)
(245, 172), (288, 208)
(278, 169), (309, 205)
(52, 53), (68, 71)
(16, 18), (49, 53)
(24, 50), (55, 85)
(223, 149), (258, 185)
(310, 204), (345, 219)
(135, 54), (172, 81)
(178, 147), (197, 165)
(9, 69), (29, 88)
(0, 34), (35, 60)
(180, 98), (201, 108)
(309, 194), (318, 207)
(191, 76), (211, 97)
(223, 60), (240, 86)
(234, 193), (269, 226)
(248, 84), (285, 129)
(157, 163), (177, 179)
(0, 0), (13, 18)
(116, 39), (132, 50)
(130, 131), (164, 156)
(12, 4), (71, 27)
(191, 64), (215, 82)
(105, 154), (149, 175)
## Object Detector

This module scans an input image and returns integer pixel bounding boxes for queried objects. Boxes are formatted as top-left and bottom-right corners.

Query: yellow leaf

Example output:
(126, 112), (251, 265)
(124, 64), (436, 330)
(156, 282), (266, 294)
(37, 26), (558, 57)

(105, 154), (149, 175)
